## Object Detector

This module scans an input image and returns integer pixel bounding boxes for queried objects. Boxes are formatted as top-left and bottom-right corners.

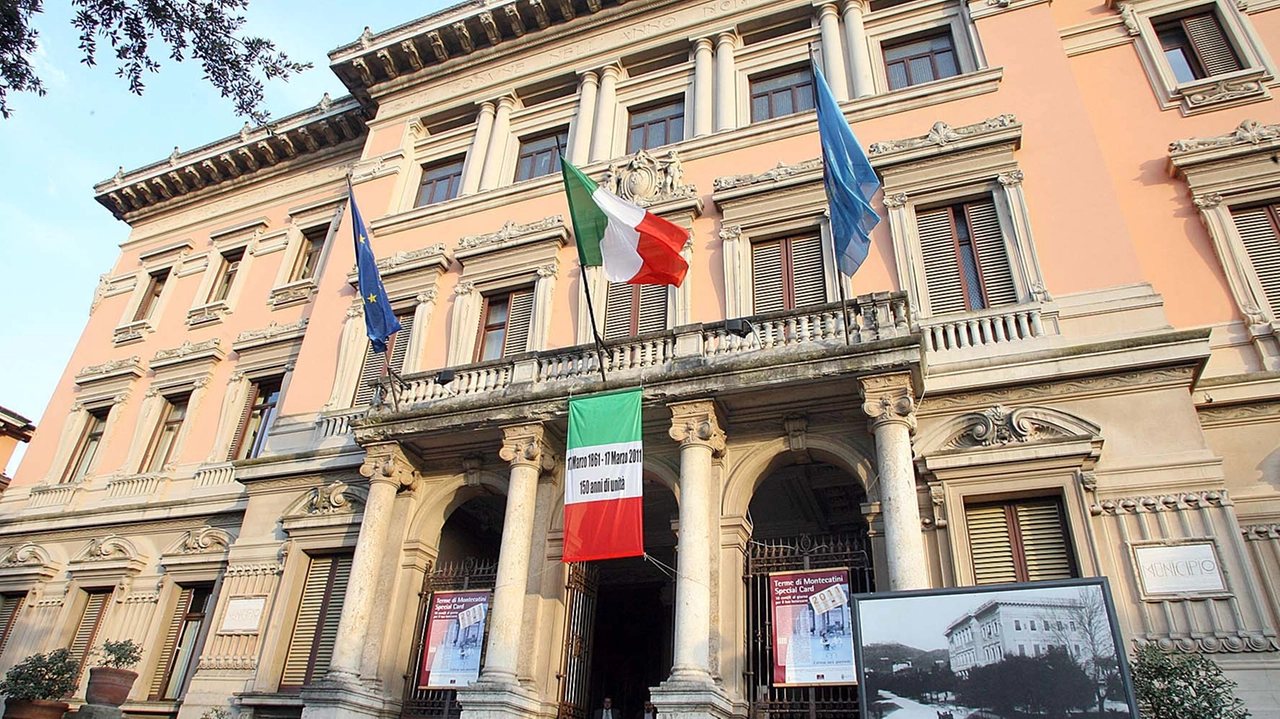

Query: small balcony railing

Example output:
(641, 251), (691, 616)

(922, 303), (1050, 352)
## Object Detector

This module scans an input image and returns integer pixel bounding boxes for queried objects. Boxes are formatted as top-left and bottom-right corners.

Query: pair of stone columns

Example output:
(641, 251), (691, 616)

(818, 1), (877, 100)
(564, 65), (625, 165)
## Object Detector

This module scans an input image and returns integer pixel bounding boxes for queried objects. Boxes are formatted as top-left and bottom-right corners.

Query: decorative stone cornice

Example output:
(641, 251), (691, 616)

(499, 423), (558, 472)
(1169, 119), (1280, 155)
(713, 158), (823, 192)
(668, 400), (727, 456)
(457, 215), (565, 251)
(868, 115), (1019, 157)
(602, 149), (698, 208)
(1243, 523), (1280, 541)
(859, 373), (917, 432)
(348, 243), (451, 283)
(233, 318), (309, 353)
(1089, 489), (1229, 516)
(151, 338), (225, 369)
(937, 404), (1101, 450)
(75, 356), (144, 386)
(169, 526), (234, 555)
(94, 95), (367, 221)
(0, 542), (54, 570)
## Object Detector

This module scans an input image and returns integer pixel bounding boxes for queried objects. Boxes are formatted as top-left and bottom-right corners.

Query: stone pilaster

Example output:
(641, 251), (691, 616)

(590, 64), (623, 162)
(817, 3), (850, 101)
(569, 70), (599, 165)
(479, 95), (516, 191)
(841, 0), (875, 98)
(460, 100), (496, 195)
(859, 372), (928, 590)
(713, 32), (738, 132)
(692, 38), (715, 137)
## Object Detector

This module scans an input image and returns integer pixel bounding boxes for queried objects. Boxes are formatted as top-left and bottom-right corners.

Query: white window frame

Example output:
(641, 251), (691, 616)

(864, 0), (983, 95)
(113, 241), (191, 346)
(268, 197), (345, 309)
(188, 219), (267, 327)
(395, 113), (476, 212)
(1117, 0), (1275, 114)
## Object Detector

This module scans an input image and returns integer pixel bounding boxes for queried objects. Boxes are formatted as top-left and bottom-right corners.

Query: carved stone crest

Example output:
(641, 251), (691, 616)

(1169, 119), (1280, 153)
(868, 115), (1018, 156)
(602, 149), (696, 206)
(458, 216), (564, 250)
(296, 480), (368, 515)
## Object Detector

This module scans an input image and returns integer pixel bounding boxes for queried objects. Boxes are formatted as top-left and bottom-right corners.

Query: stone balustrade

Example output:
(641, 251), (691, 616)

(923, 304), (1047, 352)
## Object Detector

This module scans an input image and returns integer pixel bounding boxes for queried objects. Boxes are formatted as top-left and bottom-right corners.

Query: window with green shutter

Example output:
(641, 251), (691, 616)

(917, 199), (1017, 315)
(280, 553), (353, 692)
(966, 498), (1077, 585)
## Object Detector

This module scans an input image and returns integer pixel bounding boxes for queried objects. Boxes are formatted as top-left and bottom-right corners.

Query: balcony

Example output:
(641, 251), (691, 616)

(357, 292), (921, 440)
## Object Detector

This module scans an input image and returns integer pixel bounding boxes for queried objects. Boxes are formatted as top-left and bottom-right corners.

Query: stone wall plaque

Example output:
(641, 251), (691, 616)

(1131, 540), (1227, 598)
(220, 596), (267, 633)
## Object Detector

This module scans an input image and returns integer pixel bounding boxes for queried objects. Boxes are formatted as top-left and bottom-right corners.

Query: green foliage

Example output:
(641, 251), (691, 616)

(93, 639), (143, 669)
(959, 647), (1095, 716)
(0, 0), (310, 120)
(0, 649), (80, 701)
(1131, 643), (1251, 719)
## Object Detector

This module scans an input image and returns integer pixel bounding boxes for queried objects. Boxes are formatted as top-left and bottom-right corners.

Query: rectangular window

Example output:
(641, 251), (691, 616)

(68, 590), (112, 678)
(515, 130), (568, 182)
(0, 593), (25, 661)
(353, 311), (415, 406)
(750, 68), (815, 123)
(476, 289), (534, 361)
(966, 497), (1077, 585)
(1229, 204), (1280, 313)
(751, 235), (826, 313)
(149, 584), (213, 700)
(417, 158), (465, 207)
(63, 409), (109, 483)
(604, 282), (668, 340)
(1155, 12), (1243, 84)
(884, 33), (960, 90)
(628, 99), (686, 153)
(210, 248), (245, 303)
(917, 199), (1017, 314)
(294, 226), (328, 282)
(133, 269), (170, 322)
(141, 395), (189, 473)
(229, 377), (283, 461)
(1014, 620), (1021, 630)
(280, 553), (353, 692)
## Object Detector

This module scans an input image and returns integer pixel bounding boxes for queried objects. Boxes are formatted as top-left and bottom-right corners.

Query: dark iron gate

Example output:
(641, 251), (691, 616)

(555, 562), (599, 719)
(402, 557), (499, 719)
(745, 533), (874, 719)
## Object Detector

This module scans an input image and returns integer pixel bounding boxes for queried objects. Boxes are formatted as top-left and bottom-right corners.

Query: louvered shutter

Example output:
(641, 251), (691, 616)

(752, 241), (785, 313)
(789, 236), (827, 309)
(353, 312), (414, 406)
(1185, 14), (1242, 77)
(281, 554), (353, 691)
(0, 594), (24, 660)
(967, 504), (1019, 585)
(604, 282), (635, 341)
(69, 591), (111, 676)
(968, 202), (1018, 307)
(226, 384), (259, 461)
(918, 208), (967, 315)
(637, 284), (669, 334)
(149, 587), (193, 700)
(503, 290), (535, 356)
(1016, 500), (1075, 582)
(1232, 207), (1280, 314)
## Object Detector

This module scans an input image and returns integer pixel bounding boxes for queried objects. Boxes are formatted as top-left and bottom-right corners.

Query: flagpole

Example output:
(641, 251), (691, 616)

(554, 135), (610, 384)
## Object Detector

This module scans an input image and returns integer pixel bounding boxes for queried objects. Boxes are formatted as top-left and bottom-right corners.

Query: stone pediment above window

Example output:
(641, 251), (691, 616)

(160, 525), (234, 575)
(68, 535), (147, 580)
(345, 243), (453, 299)
(0, 542), (59, 584)
(234, 318), (308, 375)
(455, 215), (567, 283)
(868, 114), (1022, 170)
(151, 338), (225, 377)
(74, 356), (144, 402)
(282, 479), (368, 534)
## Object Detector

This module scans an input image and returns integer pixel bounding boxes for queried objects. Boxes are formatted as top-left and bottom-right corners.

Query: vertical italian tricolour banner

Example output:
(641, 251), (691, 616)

(563, 389), (644, 563)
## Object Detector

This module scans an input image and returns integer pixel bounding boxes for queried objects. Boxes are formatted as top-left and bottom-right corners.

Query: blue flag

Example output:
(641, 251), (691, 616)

(349, 184), (402, 353)
(813, 63), (881, 276)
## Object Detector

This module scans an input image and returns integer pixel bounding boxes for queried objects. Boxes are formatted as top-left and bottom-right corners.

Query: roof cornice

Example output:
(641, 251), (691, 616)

(93, 95), (368, 222)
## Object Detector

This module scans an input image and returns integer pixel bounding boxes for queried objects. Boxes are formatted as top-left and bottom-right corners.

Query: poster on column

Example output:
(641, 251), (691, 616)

(769, 569), (857, 686)
(417, 590), (491, 689)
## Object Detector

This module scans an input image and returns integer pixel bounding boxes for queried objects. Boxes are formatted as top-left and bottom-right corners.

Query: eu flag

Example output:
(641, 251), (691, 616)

(813, 63), (881, 276)
(349, 184), (402, 353)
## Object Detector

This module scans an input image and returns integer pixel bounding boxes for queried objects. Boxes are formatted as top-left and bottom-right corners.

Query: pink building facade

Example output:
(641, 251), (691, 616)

(1, 0), (1279, 717)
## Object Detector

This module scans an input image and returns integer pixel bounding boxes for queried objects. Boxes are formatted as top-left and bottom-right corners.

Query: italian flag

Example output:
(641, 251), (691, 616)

(561, 159), (689, 286)
(563, 389), (645, 563)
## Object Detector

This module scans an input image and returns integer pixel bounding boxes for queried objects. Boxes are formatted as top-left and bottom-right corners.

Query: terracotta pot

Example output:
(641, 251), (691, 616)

(84, 666), (138, 707)
(3, 698), (69, 719)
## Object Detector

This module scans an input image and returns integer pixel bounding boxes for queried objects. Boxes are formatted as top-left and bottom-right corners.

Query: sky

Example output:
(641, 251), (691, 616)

(0, 1), (454, 475)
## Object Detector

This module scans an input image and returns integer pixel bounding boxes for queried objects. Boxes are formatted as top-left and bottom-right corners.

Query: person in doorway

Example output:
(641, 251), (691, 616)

(593, 697), (619, 719)
(641, 700), (658, 719)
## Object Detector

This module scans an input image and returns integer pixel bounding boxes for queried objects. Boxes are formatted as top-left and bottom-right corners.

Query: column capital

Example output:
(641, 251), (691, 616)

(598, 62), (624, 80)
(840, 0), (871, 12)
(478, 99), (497, 114)
(816, 1), (841, 18)
(499, 422), (558, 472)
(359, 442), (421, 491)
(668, 400), (727, 456)
(715, 30), (739, 46)
(693, 36), (716, 52)
(859, 372), (917, 432)
(494, 93), (519, 110)
(578, 68), (601, 85)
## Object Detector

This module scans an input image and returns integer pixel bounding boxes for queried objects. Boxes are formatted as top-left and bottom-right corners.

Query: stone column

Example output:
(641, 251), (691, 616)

(817, 3), (850, 101)
(460, 100), (496, 195)
(481, 423), (556, 684)
(692, 38), (715, 137)
(479, 95), (516, 191)
(569, 70), (599, 165)
(841, 0), (875, 98)
(326, 444), (418, 682)
(713, 32), (738, 132)
(859, 373), (928, 590)
(590, 64), (622, 162)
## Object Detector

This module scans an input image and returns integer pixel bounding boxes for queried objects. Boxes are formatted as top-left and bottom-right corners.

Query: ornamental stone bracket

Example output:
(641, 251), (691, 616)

(668, 400), (727, 457)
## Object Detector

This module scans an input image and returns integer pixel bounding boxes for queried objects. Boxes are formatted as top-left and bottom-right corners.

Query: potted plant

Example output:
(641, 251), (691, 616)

(84, 639), (142, 707)
(0, 648), (78, 719)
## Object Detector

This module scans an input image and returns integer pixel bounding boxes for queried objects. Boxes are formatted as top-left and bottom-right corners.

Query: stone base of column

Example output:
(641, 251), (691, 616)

(300, 677), (394, 719)
(649, 678), (735, 719)
(456, 681), (543, 719)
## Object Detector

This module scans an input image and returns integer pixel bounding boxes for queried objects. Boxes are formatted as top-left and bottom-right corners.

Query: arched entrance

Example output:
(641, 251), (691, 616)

(745, 461), (873, 719)
(557, 477), (678, 719)
(403, 491), (506, 719)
